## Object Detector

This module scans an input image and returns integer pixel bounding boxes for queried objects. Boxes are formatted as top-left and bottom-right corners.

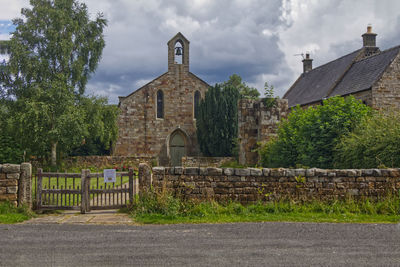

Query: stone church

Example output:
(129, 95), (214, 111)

(114, 33), (210, 166)
(284, 26), (400, 110)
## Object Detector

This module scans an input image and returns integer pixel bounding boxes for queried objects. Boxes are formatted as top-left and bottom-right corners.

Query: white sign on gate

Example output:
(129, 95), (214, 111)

(104, 169), (116, 183)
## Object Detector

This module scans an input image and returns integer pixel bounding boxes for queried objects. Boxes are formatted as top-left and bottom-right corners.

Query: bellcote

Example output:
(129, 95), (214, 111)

(167, 32), (190, 73)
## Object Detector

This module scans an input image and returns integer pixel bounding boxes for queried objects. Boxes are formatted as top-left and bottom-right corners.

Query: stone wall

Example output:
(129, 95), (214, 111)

(182, 157), (235, 167)
(350, 89), (373, 106)
(238, 98), (288, 166)
(0, 163), (32, 207)
(372, 50), (400, 110)
(64, 156), (156, 170)
(151, 167), (400, 203)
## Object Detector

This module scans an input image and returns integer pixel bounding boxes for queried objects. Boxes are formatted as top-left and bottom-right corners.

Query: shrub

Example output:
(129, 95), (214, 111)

(259, 96), (371, 168)
(335, 110), (400, 168)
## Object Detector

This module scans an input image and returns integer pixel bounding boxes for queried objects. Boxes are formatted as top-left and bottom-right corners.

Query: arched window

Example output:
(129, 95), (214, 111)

(157, 90), (164, 118)
(194, 91), (200, 119)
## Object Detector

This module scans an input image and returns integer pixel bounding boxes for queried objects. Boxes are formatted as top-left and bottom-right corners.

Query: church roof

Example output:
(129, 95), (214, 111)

(284, 46), (400, 107)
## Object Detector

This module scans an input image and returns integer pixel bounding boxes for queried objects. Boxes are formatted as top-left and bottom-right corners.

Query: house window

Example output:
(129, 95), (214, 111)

(194, 90), (200, 119)
(157, 90), (164, 119)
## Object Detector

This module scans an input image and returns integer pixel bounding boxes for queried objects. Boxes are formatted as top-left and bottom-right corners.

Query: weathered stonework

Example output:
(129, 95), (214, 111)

(182, 157), (235, 167)
(150, 167), (400, 203)
(372, 50), (400, 110)
(238, 98), (288, 166)
(114, 33), (209, 166)
(63, 156), (156, 170)
(0, 163), (32, 207)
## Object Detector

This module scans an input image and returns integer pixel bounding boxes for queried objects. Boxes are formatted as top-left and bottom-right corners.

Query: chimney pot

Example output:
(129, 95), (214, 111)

(302, 53), (313, 73)
(362, 24), (377, 47)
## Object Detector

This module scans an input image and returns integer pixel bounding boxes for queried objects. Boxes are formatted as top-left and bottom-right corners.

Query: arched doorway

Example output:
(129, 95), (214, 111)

(169, 131), (186, 166)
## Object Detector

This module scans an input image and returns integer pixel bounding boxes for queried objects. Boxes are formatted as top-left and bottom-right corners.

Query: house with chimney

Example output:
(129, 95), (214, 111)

(284, 26), (400, 110)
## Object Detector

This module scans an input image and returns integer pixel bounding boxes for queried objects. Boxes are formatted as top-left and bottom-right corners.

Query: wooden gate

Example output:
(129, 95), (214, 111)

(35, 168), (137, 213)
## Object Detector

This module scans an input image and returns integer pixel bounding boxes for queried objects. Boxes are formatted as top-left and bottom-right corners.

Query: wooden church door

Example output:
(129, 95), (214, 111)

(170, 132), (186, 166)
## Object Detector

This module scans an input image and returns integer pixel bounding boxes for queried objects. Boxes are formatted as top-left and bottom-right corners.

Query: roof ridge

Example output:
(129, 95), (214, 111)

(305, 49), (361, 73)
(119, 72), (169, 101)
(355, 45), (400, 62)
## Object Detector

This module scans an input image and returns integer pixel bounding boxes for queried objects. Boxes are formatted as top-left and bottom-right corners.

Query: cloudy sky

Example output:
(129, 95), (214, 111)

(1, 0), (399, 104)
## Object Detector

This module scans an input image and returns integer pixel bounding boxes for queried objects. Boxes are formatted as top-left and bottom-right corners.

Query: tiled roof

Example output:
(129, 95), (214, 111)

(284, 46), (400, 107)
(330, 46), (400, 97)
(284, 50), (361, 107)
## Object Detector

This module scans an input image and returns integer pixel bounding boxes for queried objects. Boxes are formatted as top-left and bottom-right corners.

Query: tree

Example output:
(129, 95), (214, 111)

(69, 97), (119, 156)
(259, 96), (371, 168)
(335, 110), (400, 168)
(0, 100), (24, 164)
(196, 84), (239, 156)
(1, 0), (107, 166)
(223, 74), (260, 99)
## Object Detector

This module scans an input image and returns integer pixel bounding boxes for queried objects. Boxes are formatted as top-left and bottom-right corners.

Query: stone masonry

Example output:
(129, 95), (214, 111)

(372, 49), (400, 110)
(63, 156), (156, 170)
(181, 157), (235, 168)
(238, 98), (288, 166)
(0, 163), (32, 207)
(150, 166), (400, 203)
(114, 33), (209, 165)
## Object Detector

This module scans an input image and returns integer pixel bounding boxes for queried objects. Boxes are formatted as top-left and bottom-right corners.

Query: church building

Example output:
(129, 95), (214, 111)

(113, 33), (210, 166)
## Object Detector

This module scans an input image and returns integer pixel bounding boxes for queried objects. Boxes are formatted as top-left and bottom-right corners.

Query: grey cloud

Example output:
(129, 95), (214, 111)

(86, 0), (289, 103)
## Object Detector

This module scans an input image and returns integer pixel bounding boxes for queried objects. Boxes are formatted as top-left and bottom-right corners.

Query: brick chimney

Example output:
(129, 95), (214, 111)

(302, 53), (313, 73)
(362, 25), (379, 56)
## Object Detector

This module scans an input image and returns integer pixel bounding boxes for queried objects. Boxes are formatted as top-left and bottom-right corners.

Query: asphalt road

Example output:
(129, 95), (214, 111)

(1, 222), (400, 266)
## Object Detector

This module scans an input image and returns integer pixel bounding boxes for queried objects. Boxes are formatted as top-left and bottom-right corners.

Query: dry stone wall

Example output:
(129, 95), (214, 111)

(182, 157), (235, 167)
(63, 156), (156, 170)
(0, 163), (31, 207)
(238, 98), (288, 166)
(151, 167), (400, 203)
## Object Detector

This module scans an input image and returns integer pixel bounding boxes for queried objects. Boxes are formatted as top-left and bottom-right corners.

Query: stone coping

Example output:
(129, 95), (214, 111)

(0, 164), (21, 174)
(152, 167), (400, 177)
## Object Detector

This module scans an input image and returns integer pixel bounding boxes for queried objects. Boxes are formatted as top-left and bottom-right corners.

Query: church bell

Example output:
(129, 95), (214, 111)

(175, 47), (182, 56)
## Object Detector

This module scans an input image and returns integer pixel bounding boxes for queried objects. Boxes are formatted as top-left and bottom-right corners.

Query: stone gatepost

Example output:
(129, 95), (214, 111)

(0, 163), (32, 207)
(138, 163), (152, 193)
(19, 163), (32, 207)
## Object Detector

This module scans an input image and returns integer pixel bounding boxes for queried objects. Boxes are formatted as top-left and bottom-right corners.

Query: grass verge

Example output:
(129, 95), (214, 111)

(0, 201), (35, 224)
(127, 191), (400, 224)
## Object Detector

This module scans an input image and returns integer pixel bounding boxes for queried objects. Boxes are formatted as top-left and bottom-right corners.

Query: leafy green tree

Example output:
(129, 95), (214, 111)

(70, 97), (119, 156)
(335, 110), (400, 168)
(260, 96), (371, 168)
(0, 40), (10, 55)
(0, 100), (24, 163)
(1, 0), (107, 166)
(196, 84), (239, 156)
(223, 74), (260, 99)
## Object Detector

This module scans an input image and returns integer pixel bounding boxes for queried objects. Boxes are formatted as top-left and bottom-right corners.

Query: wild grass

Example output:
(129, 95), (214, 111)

(128, 190), (400, 224)
(0, 201), (35, 224)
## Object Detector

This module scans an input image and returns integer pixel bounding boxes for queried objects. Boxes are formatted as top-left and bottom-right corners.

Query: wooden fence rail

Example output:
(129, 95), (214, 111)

(35, 168), (137, 213)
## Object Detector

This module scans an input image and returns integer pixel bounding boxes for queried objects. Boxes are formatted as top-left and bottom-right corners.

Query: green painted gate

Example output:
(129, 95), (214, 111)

(170, 132), (186, 166)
